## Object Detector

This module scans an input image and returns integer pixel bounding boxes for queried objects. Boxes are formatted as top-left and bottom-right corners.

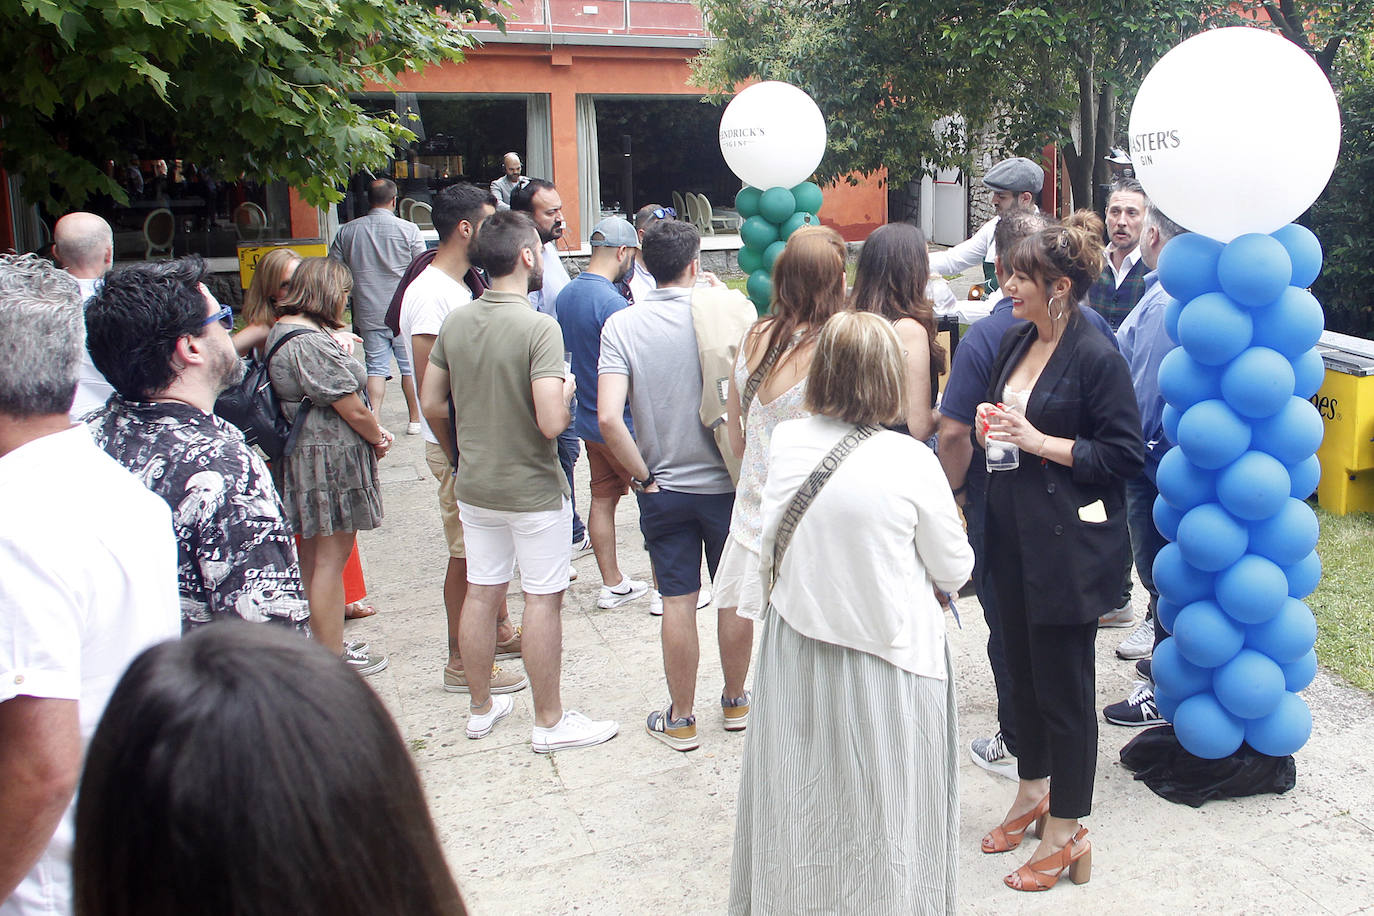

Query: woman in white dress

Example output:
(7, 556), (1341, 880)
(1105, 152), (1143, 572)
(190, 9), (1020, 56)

(729, 311), (974, 915)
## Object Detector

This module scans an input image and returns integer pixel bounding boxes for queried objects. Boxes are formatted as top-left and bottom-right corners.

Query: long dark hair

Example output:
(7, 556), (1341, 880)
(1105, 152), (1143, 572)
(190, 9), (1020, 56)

(73, 624), (467, 916)
(747, 225), (848, 381)
(850, 222), (947, 374)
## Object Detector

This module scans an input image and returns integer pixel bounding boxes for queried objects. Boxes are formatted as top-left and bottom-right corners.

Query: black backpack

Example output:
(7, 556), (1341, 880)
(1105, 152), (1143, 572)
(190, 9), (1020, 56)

(214, 327), (317, 462)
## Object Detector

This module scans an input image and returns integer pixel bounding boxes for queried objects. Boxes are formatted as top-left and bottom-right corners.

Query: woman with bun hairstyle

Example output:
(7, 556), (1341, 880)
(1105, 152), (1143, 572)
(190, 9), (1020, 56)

(974, 213), (1142, 893)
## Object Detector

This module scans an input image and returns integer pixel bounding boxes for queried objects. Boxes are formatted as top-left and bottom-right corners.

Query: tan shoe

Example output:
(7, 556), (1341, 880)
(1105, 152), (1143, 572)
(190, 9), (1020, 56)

(495, 625), (522, 660)
(443, 664), (528, 694)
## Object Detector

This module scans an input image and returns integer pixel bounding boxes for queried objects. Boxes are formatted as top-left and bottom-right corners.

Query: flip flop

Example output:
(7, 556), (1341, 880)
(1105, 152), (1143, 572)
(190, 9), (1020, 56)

(345, 600), (377, 620)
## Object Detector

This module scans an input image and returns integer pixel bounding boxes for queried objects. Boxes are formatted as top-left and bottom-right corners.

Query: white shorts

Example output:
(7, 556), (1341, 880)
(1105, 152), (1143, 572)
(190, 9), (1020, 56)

(714, 533), (764, 620)
(458, 498), (572, 595)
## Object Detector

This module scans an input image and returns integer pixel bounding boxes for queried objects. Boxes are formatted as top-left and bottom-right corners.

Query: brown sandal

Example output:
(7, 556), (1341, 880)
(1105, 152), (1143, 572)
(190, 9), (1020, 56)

(981, 793), (1050, 854)
(1004, 826), (1091, 891)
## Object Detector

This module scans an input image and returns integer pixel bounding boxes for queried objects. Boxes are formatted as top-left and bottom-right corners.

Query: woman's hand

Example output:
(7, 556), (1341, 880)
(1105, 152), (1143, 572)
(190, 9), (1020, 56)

(985, 404), (1048, 456)
(372, 427), (394, 459)
(974, 402), (997, 447)
(331, 330), (363, 356)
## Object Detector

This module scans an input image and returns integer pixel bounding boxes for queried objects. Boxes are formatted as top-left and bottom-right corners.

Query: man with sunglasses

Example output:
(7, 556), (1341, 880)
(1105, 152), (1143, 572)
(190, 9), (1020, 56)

(84, 257), (310, 634)
(627, 203), (675, 304)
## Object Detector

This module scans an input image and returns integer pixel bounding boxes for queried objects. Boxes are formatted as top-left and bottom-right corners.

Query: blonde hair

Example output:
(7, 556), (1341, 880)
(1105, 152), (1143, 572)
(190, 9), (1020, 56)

(241, 248), (301, 328)
(274, 257), (350, 330)
(804, 311), (907, 426)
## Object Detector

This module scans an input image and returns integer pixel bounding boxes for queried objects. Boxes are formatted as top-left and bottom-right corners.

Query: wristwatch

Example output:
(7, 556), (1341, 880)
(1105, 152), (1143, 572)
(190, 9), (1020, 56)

(631, 471), (656, 492)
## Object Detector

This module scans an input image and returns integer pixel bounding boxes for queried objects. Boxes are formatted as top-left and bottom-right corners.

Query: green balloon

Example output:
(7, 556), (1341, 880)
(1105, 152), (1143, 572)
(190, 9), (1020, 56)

(740, 215), (780, 250)
(790, 181), (824, 215)
(759, 186), (797, 224)
(737, 244), (764, 274)
(779, 210), (821, 241)
(762, 239), (787, 270)
(746, 269), (773, 307)
(735, 186), (762, 219)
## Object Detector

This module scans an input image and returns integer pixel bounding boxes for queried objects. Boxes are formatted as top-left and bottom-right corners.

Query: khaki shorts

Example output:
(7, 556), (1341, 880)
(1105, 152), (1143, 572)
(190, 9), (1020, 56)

(424, 441), (465, 558)
(585, 439), (633, 499)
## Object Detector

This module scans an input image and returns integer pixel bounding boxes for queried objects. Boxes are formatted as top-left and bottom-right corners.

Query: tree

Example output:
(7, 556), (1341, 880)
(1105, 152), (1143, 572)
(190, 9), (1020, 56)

(0, 0), (503, 211)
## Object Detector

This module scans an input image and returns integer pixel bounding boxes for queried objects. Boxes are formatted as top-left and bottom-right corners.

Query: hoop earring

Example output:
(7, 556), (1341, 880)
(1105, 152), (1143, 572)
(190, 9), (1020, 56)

(1050, 296), (1068, 322)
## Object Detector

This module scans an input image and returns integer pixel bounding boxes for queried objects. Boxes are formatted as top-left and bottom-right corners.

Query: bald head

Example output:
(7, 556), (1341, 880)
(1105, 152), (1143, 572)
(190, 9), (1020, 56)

(502, 153), (522, 182)
(53, 212), (114, 279)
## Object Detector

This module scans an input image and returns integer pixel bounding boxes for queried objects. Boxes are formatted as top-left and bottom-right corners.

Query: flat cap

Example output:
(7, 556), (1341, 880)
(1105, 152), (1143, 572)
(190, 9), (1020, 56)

(982, 157), (1044, 194)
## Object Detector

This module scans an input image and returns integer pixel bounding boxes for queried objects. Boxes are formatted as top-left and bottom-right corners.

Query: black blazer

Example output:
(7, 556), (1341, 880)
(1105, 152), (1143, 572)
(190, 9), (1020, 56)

(985, 311), (1144, 626)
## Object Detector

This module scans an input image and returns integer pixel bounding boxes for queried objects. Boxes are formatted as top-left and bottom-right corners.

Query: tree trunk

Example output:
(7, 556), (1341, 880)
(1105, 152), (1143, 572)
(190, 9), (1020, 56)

(1066, 57), (1097, 211)
(1092, 82), (1116, 213)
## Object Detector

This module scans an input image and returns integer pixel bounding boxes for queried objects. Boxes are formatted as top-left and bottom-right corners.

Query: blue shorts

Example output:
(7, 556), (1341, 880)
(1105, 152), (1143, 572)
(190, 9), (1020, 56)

(636, 488), (734, 598)
(359, 326), (412, 379)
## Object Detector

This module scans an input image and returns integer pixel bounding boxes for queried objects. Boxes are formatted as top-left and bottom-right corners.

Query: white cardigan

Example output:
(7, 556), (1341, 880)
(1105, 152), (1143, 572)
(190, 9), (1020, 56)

(756, 415), (974, 679)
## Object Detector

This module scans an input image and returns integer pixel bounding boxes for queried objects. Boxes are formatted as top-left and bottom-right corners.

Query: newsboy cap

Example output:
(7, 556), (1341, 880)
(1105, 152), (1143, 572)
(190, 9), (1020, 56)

(982, 157), (1044, 194)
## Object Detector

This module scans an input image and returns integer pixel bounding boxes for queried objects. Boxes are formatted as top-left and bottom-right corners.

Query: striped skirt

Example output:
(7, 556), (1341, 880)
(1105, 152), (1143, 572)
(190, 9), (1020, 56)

(728, 606), (959, 915)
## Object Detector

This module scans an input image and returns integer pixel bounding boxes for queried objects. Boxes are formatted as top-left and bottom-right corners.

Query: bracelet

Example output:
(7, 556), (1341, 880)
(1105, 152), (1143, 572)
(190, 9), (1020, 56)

(1039, 433), (1049, 455)
(952, 483), (967, 498)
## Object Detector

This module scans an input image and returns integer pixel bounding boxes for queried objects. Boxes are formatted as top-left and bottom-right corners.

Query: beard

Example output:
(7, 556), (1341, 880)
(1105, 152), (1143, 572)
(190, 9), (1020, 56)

(614, 259), (632, 284)
(213, 341), (245, 396)
(527, 266), (544, 293)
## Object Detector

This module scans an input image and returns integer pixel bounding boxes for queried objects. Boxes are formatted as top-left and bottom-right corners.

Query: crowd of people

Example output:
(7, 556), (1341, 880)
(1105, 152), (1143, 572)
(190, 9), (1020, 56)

(2, 153), (1180, 913)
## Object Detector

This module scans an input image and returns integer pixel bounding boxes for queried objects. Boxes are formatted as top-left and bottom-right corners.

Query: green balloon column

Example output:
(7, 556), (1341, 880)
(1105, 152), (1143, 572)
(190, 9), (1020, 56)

(719, 81), (829, 315)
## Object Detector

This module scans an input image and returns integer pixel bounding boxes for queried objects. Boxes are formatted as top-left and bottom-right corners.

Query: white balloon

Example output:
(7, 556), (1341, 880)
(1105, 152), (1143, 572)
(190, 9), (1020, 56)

(719, 81), (827, 189)
(1128, 27), (1341, 242)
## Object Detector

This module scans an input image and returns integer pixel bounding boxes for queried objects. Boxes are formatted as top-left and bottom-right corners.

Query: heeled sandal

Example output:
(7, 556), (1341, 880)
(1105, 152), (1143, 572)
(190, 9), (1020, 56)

(981, 793), (1050, 854)
(1004, 825), (1092, 891)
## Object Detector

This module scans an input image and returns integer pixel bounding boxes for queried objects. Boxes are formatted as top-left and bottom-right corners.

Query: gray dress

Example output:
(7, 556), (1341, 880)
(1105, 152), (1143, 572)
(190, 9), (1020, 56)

(266, 324), (383, 539)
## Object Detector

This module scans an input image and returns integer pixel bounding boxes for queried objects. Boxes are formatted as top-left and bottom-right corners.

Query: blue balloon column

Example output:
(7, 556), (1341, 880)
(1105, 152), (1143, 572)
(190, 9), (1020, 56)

(1152, 224), (1324, 760)
(734, 182), (824, 313)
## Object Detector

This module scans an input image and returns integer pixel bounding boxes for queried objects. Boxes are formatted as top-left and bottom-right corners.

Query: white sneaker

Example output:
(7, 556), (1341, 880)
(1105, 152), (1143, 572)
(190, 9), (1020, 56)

(1116, 616), (1155, 660)
(531, 710), (619, 753)
(466, 694), (514, 739)
(649, 589), (663, 616)
(568, 565), (579, 582)
(697, 588), (713, 609)
(598, 577), (650, 609)
(406, 421), (422, 436)
(1098, 600), (1135, 629)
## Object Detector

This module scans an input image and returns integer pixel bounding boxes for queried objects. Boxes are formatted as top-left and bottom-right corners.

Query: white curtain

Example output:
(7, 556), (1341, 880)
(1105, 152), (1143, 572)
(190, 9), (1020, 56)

(576, 95), (601, 244)
(525, 94), (553, 182)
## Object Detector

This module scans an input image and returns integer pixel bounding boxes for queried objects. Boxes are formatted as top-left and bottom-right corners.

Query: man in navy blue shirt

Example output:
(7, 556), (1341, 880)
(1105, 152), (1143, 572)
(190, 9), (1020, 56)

(937, 210), (1118, 779)
(556, 218), (650, 610)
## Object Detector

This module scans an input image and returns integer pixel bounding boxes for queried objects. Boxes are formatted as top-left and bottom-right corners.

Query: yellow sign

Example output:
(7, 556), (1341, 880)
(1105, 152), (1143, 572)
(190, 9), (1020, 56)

(237, 241), (328, 289)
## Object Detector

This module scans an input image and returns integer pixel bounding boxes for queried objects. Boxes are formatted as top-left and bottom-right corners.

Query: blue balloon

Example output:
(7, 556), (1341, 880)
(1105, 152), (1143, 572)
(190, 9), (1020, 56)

(1158, 346), (1221, 409)
(1176, 503), (1249, 572)
(1218, 233), (1293, 308)
(1153, 542), (1215, 606)
(1173, 599), (1245, 668)
(1176, 399), (1251, 470)
(1291, 347), (1327, 400)
(1157, 597), (1183, 634)
(1282, 550), (1322, 599)
(1243, 692), (1311, 757)
(1271, 224), (1323, 288)
(1249, 498), (1319, 566)
(1178, 292), (1254, 366)
(1162, 403), (1182, 444)
(1250, 287), (1325, 359)
(1158, 232), (1224, 303)
(1245, 598), (1318, 662)
(1164, 297), (1185, 345)
(1287, 454), (1321, 500)
(1156, 447), (1216, 511)
(1156, 689), (1183, 723)
(1280, 649), (1318, 692)
(1174, 692), (1245, 759)
(1213, 649), (1286, 719)
(1153, 494), (1184, 541)
(1152, 636), (1212, 698)
(1216, 554), (1289, 624)
(1220, 347), (1295, 419)
(1251, 396), (1324, 465)
(1216, 451), (1291, 521)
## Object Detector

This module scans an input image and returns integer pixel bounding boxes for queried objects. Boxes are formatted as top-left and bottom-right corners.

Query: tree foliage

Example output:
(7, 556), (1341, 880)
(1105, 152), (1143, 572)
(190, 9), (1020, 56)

(0, 0), (503, 210)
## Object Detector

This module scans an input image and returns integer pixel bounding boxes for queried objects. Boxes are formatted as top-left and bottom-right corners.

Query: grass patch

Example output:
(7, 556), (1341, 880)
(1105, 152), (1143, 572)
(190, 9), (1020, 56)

(1310, 505), (1374, 691)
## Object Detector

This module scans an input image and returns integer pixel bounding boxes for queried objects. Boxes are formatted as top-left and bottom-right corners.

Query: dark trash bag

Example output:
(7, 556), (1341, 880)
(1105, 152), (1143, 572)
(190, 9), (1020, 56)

(214, 327), (316, 462)
(1119, 724), (1296, 807)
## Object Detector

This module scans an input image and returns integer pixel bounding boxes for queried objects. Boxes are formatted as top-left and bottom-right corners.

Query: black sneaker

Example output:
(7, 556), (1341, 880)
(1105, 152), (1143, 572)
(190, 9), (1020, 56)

(1135, 658), (1152, 681)
(1104, 682), (1162, 727)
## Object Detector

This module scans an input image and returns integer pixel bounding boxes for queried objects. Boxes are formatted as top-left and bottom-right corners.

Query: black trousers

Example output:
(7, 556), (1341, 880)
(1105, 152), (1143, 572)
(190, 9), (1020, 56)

(986, 491), (1099, 820)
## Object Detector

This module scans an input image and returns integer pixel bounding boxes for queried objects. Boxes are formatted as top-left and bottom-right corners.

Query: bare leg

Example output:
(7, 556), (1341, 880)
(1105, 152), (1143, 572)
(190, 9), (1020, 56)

(716, 606), (753, 699)
(1027, 813), (1083, 861)
(297, 536), (317, 600)
(522, 590), (565, 727)
(459, 583), (505, 709)
(366, 375), (386, 419)
(661, 593), (700, 719)
(588, 494), (623, 586)
(302, 530), (356, 654)
(400, 372), (421, 424)
(444, 557), (467, 669)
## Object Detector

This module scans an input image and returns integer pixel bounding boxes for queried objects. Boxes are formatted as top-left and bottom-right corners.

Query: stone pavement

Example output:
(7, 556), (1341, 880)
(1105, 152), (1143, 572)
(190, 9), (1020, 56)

(348, 383), (1374, 915)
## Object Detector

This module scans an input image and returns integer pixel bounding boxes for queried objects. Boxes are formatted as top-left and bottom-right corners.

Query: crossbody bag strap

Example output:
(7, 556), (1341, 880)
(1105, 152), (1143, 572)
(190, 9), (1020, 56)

(771, 424), (880, 576)
(265, 327), (322, 459)
(740, 337), (789, 427)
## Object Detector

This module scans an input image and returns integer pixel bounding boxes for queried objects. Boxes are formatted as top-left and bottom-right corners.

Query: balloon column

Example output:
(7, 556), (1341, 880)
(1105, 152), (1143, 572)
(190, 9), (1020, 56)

(1129, 27), (1341, 760)
(718, 81), (828, 313)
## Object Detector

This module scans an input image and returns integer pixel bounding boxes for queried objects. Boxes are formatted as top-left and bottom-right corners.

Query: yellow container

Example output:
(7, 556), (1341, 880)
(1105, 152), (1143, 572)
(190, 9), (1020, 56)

(1313, 332), (1374, 515)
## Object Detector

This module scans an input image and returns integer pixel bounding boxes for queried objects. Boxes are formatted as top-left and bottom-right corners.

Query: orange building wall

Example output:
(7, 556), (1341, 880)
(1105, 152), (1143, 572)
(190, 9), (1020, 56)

(820, 175), (887, 242)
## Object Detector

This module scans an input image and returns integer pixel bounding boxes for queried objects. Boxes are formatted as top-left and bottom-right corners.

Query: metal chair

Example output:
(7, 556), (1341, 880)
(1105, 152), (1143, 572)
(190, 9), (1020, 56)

(143, 208), (176, 259)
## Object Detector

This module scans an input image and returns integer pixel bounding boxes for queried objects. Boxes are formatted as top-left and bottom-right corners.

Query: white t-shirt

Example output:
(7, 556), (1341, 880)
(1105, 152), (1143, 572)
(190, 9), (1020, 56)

(0, 425), (181, 916)
(70, 277), (115, 422)
(399, 265), (474, 444)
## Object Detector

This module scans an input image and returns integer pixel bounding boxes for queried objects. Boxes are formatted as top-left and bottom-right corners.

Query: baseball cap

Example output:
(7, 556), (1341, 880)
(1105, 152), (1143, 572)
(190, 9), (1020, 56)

(590, 217), (639, 248)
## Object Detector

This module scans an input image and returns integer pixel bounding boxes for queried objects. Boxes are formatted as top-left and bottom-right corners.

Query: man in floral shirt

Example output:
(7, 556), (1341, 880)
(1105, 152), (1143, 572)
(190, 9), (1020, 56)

(84, 257), (310, 635)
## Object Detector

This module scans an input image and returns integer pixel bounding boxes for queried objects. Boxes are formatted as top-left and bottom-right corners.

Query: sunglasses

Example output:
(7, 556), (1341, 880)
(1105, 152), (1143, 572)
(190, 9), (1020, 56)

(651, 207), (676, 220)
(202, 304), (234, 330)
